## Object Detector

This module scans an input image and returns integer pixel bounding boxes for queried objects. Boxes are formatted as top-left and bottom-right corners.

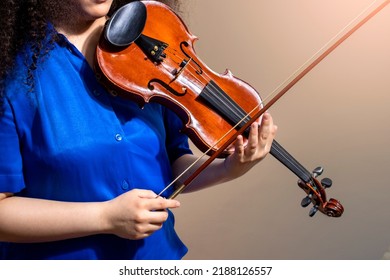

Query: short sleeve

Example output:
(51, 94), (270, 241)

(0, 98), (25, 193)
(163, 108), (192, 163)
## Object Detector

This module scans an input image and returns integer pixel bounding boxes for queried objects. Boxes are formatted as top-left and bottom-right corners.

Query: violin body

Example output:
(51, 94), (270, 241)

(96, 1), (262, 157)
(95, 1), (344, 218)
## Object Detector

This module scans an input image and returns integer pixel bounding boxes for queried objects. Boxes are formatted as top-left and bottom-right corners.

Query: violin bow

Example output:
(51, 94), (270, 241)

(161, 0), (390, 199)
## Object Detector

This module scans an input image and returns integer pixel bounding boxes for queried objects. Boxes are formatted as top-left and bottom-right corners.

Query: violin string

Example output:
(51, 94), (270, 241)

(159, 50), (315, 190)
(163, 48), (269, 139)
(164, 48), (210, 87)
(159, 0), (388, 196)
(157, 51), (278, 197)
(157, 50), (265, 197)
(162, 49), (314, 181)
(163, 48), (260, 115)
(270, 140), (312, 183)
(164, 48), (268, 117)
(157, 55), (322, 197)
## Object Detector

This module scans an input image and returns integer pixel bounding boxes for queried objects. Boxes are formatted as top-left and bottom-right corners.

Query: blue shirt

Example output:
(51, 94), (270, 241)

(0, 31), (191, 259)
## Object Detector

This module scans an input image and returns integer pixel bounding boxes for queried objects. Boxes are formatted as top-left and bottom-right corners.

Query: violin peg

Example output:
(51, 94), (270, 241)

(321, 177), (333, 188)
(312, 166), (324, 178)
(309, 205), (319, 217)
(301, 195), (312, 208)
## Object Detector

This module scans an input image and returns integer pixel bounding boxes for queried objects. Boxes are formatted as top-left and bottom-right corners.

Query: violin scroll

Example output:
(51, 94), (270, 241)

(298, 166), (344, 217)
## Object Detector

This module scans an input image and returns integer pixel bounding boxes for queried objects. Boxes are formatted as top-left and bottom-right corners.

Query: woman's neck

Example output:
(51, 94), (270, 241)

(56, 17), (107, 67)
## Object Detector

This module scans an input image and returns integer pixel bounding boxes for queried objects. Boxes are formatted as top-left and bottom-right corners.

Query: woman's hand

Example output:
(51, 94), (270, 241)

(101, 189), (180, 240)
(224, 112), (277, 178)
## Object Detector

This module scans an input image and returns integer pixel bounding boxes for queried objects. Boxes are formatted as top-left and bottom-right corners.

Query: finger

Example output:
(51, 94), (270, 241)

(258, 113), (274, 143)
(234, 135), (245, 159)
(135, 189), (180, 208)
(142, 208), (170, 225)
(134, 189), (159, 199)
(246, 121), (260, 154)
(133, 222), (164, 239)
(149, 211), (170, 224)
(258, 114), (278, 155)
(144, 223), (164, 235)
(148, 196), (181, 211)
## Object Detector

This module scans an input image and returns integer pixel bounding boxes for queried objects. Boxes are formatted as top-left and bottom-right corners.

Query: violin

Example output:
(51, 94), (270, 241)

(95, 0), (345, 217)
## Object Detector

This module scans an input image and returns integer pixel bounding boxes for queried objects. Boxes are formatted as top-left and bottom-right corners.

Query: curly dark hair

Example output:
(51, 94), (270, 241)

(0, 0), (179, 113)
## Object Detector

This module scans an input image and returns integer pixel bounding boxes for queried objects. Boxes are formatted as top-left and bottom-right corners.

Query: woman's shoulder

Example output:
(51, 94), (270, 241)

(3, 56), (30, 98)
(4, 25), (59, 97)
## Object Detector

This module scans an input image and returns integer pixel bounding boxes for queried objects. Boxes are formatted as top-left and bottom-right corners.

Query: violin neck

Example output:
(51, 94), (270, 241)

(196, 80), (312, 182)
(269, 140), (312, 183)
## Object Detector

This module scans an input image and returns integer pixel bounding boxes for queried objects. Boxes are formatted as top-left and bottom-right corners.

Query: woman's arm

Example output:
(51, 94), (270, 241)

(0, 190), (180, 243)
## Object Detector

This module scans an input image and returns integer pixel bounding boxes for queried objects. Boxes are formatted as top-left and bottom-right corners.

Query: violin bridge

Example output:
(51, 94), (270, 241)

(171, 57), (192, 83)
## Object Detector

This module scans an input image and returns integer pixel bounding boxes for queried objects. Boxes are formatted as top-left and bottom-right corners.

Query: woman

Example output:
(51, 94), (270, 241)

(0, 0), (277, 259)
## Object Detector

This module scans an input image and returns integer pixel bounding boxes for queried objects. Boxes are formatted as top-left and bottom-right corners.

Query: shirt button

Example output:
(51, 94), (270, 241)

(115, 133), (123, 142)
(121, 180), (130, 190)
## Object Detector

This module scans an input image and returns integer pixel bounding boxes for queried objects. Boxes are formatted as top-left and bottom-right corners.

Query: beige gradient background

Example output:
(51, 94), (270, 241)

(170, 0), (390, 259)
